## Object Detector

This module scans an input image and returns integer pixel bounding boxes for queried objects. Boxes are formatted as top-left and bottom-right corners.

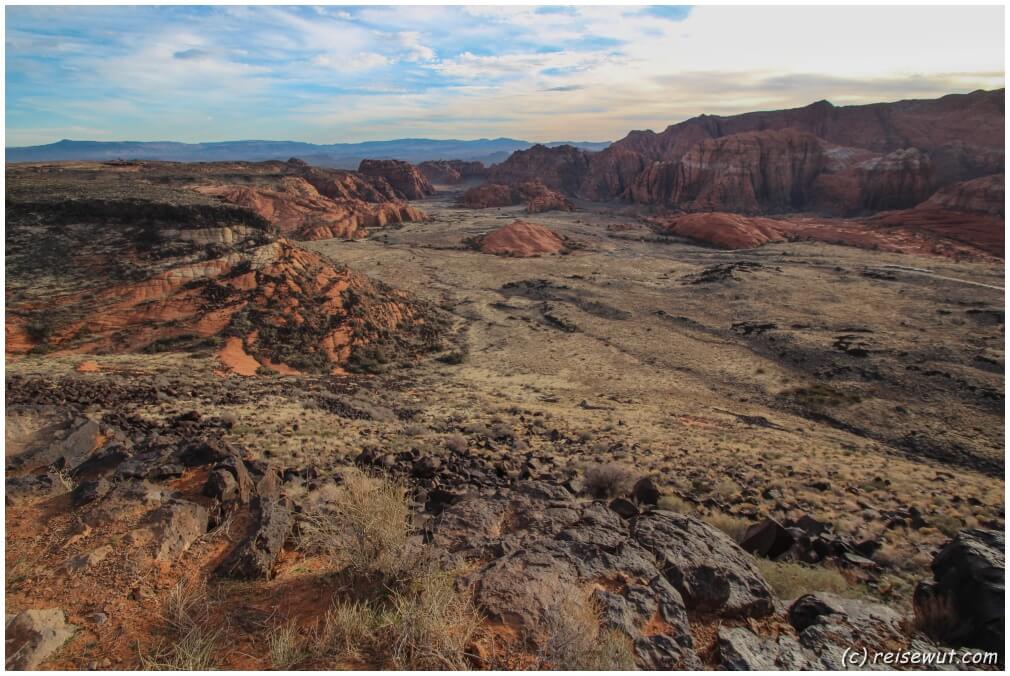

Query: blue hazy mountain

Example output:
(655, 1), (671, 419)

(6, 138), (611, 168)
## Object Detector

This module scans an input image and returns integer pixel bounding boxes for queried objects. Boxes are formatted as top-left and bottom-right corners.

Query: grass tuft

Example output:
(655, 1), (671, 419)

(755, 559), (858, 600)
(298, 472), (415, 582)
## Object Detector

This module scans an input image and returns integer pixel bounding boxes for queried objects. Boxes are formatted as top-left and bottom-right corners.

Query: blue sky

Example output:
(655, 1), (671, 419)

(5, 5), (1005, 146)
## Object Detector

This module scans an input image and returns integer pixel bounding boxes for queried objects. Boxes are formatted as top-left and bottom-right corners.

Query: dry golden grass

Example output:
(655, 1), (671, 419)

(702, 512), (752, 543)
(141, 580), (221, 670)
(315, 599), (385, 660)
(535, 591), (636, 670)
(385, 565), (483, 670)
(298, 471), (414, 581)
(268, 622), (308, 669)
(755, 559), (858, 600)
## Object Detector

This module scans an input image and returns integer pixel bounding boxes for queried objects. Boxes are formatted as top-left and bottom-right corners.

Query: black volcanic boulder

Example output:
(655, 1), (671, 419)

(740, 518), (795, 559)
(914, 529), (1004, 653)
(631, 510), (775, 618)
(215, 470), (292, 579)
(428, 482), (701, 669)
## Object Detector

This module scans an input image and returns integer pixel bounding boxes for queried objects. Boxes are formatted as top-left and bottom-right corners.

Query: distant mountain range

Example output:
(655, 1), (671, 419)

(5, 138), (612, 168)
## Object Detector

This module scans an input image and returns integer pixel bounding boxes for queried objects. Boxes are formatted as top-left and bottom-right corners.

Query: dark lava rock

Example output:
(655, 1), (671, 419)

(215, 471), (292, 579)
(740, 518), (795, 559)
(72, 478), (112, 507)
(716, 627), (822, 670)
(914, 529), (1004, 653)
(609, 497), (639, 519)
(632, 510), (775, 618)
(631, 477), (660, 506)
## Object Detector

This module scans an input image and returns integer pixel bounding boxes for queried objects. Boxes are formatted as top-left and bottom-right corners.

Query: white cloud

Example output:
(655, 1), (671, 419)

(397, 31), (435, 62)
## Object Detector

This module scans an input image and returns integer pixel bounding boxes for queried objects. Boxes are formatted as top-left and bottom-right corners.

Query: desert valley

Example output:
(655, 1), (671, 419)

(5, 88), (1005, 669)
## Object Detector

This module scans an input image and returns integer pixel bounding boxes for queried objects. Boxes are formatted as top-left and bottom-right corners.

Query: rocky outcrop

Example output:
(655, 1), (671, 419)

(628, 130), (828, 212)
(488, 144), (593, 195)
(631, 511), (775, 618)
(525, 184), (575, 214)
(459, 180), (575, 214)
(626, 130), (936, 215)
(593, 89), (1003, 200)
(493, 90), (1004, 219)
(5, 608), (77, 670)
(863, 174), (1005, 258)
(358, 159), (434, 199)
(215, 470), (293, 579)
(430, 483), (719, 669)
(649, 206), (1002, 260)
(653, 213), (791, 249)
(5, 164), (455, 373)
(196, 178), (425, 241)
(458, 182), (516, 209)
(417, 159), (488, 184)
(920, 173), (1004, 215)
(472, 220), (566, 257)
(914, 529), (1004, 653)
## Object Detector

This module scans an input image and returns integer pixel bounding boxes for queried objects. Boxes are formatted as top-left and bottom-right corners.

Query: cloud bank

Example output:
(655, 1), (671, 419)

(5, 5), (1005, 146)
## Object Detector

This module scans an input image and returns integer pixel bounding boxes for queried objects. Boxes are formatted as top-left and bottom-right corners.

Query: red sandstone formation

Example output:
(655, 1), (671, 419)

(650, 206), (1001, 261)
(458, 182), (515, 209)
(655, 213), (792, 249)
(525, 188), (575, 214)
(195, 178), (424, 241)
(458, 180), (575, 213)
(488, 144), (592, 195)
(5, 164), (451, 373)
(919, 173), (1004, 215)
(358, 159), (435, 199)
(475, 220), (566, 257)
(417, 159), (488, 184)
(863, 173), (1005, 258)
(489, 90), (1004, 222)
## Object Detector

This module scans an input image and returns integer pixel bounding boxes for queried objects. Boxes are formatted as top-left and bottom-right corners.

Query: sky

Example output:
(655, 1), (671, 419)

(5, 4), (1006, 146)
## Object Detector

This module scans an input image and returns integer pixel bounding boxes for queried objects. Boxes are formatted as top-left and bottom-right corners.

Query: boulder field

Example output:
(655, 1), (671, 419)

(5, 397), (1003, 668)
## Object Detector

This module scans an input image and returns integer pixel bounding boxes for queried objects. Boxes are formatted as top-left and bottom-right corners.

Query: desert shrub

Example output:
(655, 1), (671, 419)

(25, 316), (55, 342)
(385, 565), (483, 669)
(444, 433), (468, 454)
(535, 593), (636, 669)
(703, 512), (752, 543)
(582, 463), (634, 499)
(711, 478), (740, 500)
(780, 383), (861, 413)
(490, 423), (514, 441)
(161, 579), (210, 633)
(298, 472), (414, 581)
(755, 560), (855, 600)
(402, 423), (426, 437)
(268, 622), (308, 669)
(930, 514), (963, 538)
(909, 592), (959, 643)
